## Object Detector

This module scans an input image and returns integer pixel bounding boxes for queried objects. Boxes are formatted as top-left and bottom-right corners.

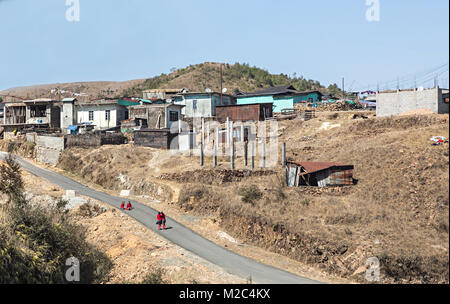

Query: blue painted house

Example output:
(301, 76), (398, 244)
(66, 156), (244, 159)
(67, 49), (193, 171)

(235, 85), (322, 113)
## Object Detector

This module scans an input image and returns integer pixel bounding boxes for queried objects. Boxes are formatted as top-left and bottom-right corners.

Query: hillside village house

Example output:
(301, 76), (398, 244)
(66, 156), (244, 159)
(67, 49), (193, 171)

(142, 88), (186, 101)
(2, 99), (60, 128)
(128, 103), (184, 129)
(173, 91), (236, 117)
(236, 85), (322, 113)
(23, 99), (61, 127)
(75, 98), (128, 130)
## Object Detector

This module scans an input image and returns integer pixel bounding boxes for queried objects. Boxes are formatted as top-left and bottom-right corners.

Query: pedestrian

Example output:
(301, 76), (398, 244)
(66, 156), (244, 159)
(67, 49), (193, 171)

(126, 201), (133, 210)
(156, 212), (163, 230)
(120, 201), (125, 209)
(160, 212), (166, 230)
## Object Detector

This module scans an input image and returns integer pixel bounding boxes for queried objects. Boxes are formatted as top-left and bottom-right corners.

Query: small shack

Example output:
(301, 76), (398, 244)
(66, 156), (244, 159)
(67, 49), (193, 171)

(134, 129), (178, 149)
(129, 104), (184, 130)
(215, 103), (273, 122)
(286, 161), (354, 187)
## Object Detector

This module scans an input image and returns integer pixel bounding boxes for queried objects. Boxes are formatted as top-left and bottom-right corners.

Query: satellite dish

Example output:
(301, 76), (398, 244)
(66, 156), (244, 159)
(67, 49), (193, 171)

(222, 88), (228, 94)
(205, 88), (212, 93)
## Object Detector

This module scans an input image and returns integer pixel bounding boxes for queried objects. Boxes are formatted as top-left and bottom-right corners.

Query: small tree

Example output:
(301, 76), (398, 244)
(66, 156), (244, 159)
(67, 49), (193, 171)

(0, 152), (26, 206)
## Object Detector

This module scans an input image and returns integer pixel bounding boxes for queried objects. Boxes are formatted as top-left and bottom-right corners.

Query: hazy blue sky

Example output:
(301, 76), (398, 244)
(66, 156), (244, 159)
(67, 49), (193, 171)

(0, 0), (449, 91)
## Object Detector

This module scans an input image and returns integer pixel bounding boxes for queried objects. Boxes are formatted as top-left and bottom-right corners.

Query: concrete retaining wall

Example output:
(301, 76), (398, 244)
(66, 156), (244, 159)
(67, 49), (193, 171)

(36, 136), (65, 165)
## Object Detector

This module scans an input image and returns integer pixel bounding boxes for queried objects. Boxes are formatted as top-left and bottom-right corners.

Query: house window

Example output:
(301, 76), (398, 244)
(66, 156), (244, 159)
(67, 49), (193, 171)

(89, 111), (94, 121)
(192, 100), (198, 110)
(169, 111), (179, 122)
(30, 105), (47, 118)
(105, 110), (111, 121)
(308, 97), (314, 102)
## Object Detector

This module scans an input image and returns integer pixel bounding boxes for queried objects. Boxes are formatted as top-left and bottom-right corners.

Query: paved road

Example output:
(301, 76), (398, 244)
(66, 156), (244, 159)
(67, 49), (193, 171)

(1, 152), (320, 284)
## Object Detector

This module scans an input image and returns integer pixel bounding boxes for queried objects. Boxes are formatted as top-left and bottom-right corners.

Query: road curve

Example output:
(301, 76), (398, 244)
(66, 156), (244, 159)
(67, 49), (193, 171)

(1, 152), (320, 284)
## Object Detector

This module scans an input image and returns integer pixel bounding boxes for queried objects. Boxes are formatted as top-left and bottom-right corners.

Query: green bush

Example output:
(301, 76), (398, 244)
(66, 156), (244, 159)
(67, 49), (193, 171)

(238, 185), (263, 205)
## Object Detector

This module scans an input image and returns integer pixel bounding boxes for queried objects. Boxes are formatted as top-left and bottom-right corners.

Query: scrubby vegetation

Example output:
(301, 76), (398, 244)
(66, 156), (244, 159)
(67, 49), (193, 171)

(0, 153), (112, 284)
(121, 62), (342, 97)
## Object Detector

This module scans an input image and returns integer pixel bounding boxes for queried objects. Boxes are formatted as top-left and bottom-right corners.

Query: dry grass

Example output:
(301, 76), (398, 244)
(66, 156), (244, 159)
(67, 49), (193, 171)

(177, 113), (449, 283)
(6, 112), (446, 283)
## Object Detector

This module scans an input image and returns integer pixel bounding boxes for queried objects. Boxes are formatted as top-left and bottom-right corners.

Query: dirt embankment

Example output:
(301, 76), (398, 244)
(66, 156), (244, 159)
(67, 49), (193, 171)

(57, 146), (174, 202)
(174, 114), (449, 284)
(10, 166), (246, 284)
(159, 169), (276, 185)
(0, 140), (36, 159)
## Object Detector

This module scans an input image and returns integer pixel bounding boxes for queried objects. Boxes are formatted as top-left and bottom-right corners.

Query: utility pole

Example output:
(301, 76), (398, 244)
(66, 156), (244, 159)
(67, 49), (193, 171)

(220, 64), (223, 106)
(342, 77), (345, 100)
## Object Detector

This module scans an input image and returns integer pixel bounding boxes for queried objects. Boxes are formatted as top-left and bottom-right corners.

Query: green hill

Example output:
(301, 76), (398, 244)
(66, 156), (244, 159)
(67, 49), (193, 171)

(122, 62), (342, 97)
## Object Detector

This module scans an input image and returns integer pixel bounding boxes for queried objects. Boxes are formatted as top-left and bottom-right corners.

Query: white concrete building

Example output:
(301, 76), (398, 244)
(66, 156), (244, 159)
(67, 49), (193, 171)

(61, 98), (128, 131)
(76, 99), (128, 130)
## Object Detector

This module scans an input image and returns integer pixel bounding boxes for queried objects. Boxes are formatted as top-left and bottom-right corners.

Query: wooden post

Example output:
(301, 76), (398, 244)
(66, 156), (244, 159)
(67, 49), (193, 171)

(213, 142), (217, 168)
(200, 143), (204, 166)
(282, 142), (286, 166)
(244, 141), (248, 167)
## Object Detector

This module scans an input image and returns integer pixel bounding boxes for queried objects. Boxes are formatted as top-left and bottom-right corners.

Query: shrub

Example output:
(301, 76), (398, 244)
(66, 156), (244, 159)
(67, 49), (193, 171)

(238, 185), (263, 205)
(0, 154), (112, 283)
(140, 268), (166, 284)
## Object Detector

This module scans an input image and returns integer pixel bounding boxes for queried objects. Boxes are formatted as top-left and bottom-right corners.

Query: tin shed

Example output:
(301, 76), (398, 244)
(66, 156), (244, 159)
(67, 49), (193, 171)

(286, 161), (354, 187)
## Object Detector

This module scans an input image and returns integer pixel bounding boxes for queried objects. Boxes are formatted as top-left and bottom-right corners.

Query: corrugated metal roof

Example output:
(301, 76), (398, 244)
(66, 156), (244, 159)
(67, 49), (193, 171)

(287, 161), (353, 174)
(236, 86), (322, 98)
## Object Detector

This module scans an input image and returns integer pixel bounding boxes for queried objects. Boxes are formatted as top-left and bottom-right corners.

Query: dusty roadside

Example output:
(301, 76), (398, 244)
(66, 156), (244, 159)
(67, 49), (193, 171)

(14, 165), (247, 284)
(2, 153), (345, 284)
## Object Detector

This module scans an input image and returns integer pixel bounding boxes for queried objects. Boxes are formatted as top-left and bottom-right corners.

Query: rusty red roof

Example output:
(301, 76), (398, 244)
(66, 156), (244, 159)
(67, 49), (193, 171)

(287, 161), (354, 174)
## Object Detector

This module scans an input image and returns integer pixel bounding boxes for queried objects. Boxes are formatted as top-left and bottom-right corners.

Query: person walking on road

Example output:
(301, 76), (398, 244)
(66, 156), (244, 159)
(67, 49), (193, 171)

(161, 212), (166, 230)
(157, 212), (167, 230)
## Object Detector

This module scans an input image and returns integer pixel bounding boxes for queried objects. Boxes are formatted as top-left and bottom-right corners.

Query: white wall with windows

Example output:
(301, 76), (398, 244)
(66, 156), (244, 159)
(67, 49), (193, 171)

(76, 104), (127, 130)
